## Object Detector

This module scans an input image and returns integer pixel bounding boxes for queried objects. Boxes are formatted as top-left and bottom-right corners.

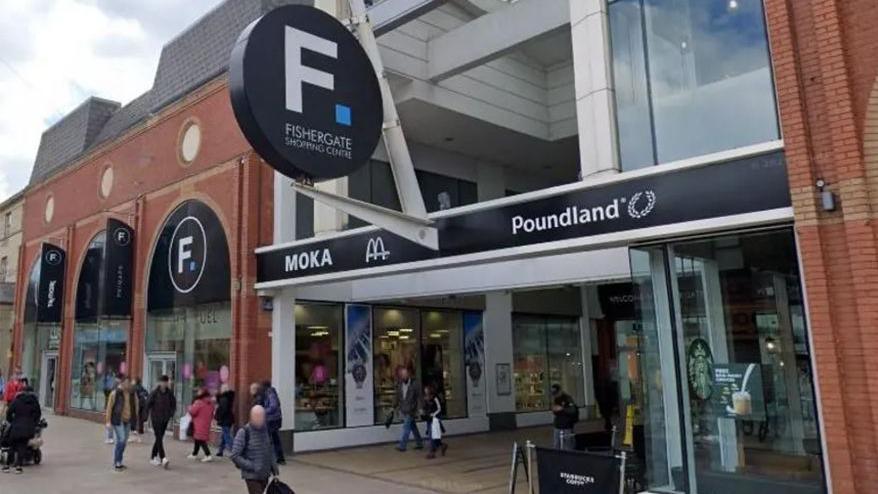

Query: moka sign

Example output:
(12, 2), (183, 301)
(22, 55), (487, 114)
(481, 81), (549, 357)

(230, 5), (383, 180)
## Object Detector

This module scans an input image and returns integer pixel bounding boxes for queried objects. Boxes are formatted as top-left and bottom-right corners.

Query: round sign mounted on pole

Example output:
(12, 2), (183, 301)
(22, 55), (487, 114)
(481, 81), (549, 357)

(230, 5), (383, 181)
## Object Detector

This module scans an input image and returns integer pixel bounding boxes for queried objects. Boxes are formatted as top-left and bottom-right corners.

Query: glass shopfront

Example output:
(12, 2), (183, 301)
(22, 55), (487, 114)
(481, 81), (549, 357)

(145, 200), (232, 413)
(70, 232), (130, 412)
(21, 259), (63, 407)
(629, 229), (825, 494)
(513, 315), (585, 412)
(294, 303), (343, 431)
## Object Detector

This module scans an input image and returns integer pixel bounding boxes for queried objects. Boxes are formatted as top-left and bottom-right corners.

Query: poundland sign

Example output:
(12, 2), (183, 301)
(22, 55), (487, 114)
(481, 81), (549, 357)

(230, 5), (383, 180)
(257, 152), (792, 283)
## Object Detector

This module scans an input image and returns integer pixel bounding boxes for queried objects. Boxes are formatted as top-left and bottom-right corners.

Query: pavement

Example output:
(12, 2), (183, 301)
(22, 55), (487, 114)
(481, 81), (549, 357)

(0, 413), (602, 493)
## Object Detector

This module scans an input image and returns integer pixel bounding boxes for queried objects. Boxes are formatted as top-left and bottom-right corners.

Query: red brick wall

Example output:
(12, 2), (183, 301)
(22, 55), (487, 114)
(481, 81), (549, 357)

(765, 0), (878, 492)
(11, 77), (275, 422)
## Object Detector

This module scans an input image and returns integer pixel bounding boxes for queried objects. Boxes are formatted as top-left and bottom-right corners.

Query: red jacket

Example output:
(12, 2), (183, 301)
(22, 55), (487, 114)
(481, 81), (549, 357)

(3, 379), (23, 403)
(188, 397), (215, 442)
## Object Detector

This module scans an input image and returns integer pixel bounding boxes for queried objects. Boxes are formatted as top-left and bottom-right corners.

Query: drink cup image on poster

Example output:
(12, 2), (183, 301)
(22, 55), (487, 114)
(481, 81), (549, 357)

(712, 363), (765, 420)
(345, 304), (374, 427)
(463, 312), (486, 417)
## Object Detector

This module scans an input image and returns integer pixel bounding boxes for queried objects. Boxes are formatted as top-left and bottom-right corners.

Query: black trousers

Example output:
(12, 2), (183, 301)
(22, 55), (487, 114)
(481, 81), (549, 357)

(245, 479), (268, 494)
(151, 420), (168, 460)
(4, 438), (28, 468)
(192, 439), (211, 456)
(268, 419), (285, 462)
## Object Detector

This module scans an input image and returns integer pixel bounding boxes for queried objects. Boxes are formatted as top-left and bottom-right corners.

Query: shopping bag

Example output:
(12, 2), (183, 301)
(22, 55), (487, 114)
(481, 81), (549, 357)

(178, 413), (192, 441)
(264, 476), (295, 494)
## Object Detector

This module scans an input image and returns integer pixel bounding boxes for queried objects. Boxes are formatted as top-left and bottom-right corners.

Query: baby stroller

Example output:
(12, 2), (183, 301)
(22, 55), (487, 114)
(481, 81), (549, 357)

(0, 417), (48, 466)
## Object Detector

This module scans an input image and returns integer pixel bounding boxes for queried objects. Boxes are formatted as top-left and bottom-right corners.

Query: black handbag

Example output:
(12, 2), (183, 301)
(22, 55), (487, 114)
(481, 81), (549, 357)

(264, 476), (295, 494)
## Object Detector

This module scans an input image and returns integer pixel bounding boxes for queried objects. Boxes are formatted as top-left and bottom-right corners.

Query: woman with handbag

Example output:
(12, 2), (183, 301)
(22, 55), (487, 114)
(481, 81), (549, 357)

(187, 387), (215, 462)
(423, 385), (448, 459)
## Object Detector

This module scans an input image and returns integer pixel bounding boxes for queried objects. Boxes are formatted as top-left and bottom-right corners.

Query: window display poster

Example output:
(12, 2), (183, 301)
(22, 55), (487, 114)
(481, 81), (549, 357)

(345, 304), (374, 427)
(464, 312), (486, 417)
(712, 363), (766, 421)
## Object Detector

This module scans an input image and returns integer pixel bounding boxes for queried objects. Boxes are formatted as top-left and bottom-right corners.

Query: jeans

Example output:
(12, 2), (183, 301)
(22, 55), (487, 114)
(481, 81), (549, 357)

(151, 421), (168, 460)
(553, 428), (574, 450)
(218, 425), (233, 455)
(267, 419), (285, 462)
(113, 423), (130, 466)
(397, 415), (423, 451)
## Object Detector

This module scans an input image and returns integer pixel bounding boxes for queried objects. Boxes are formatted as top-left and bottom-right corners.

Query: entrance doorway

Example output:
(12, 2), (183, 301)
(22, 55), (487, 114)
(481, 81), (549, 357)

(146, 352), (177, 390)
(40, 352), (58, 408)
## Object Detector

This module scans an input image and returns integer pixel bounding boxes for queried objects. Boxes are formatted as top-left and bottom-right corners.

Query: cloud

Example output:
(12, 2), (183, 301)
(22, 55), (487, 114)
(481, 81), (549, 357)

(0, 0), (224, 201)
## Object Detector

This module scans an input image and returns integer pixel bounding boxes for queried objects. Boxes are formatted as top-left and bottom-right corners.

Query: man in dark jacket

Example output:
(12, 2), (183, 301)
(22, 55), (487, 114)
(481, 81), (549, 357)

(105, 375), (138, 471)
(393, 367), (423, 452)
(215, 384), (236, 457)
(551, 384), (578, 450)
(145, 375), (176, 468)
(231, 405), (278, 494)
(261, 380), (285, 465)
(2, 386), (41, 474)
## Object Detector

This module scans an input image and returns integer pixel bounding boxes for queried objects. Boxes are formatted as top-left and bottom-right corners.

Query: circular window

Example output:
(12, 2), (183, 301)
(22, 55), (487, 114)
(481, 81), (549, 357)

(100, 166), (114, 198)
(180, 122), (202, 164)
(44, 195), (55, 223)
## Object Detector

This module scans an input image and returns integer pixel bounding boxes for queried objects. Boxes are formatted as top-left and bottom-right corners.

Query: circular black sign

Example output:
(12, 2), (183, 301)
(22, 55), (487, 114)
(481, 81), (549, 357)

(168, 216), (207, 294)
(230, 5), (383, 180)
(113, 226), (132, 247)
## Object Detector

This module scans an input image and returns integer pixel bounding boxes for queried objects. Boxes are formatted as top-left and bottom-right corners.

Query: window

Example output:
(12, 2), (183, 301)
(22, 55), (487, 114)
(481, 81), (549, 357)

(3, 211), (11, 237)
(294, 303), (344, 431)
(630, 230), (825, 493)
(373, 307), (420, 423)
(609, 0), (780, 170)
(0, 257), (8, 281)
(421, 310), (466, 419)
(513, 315), (585, 412)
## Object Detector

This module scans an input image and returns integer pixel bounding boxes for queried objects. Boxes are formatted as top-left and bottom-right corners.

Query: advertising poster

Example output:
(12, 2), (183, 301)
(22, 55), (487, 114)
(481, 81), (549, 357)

(345, 304), (374, 427)
(712, 363), (766, 421)
(463, 312), (486, 417)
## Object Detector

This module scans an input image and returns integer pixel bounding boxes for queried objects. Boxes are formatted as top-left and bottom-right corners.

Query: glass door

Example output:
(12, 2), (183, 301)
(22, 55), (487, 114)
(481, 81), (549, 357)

(146, 352), (180, 415)
(40, 352), (59, 408)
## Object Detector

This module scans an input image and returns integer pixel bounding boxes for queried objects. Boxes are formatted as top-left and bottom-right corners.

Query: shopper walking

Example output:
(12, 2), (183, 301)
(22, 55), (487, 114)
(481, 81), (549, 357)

(231, 405), (278, 494)
(131, 378), (148, 443)
(145, 375), (176, 468)
(249, 382), (264, 408)
(3, 368), (24, 404)
(550, 384), (579, 450)
(393, 367), (423, 452)
(187, 387), (216, 462)
(2, 385), (41, 474)
(215, 384), (236, 457)
(423, 385), (447, 459)
(102, 371), (118, 444)
(106, 375), (138, 471)
(261, 380), (285, 465)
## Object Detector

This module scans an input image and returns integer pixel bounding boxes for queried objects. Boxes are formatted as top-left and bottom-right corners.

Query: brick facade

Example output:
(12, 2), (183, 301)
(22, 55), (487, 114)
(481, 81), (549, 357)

(11, 77), (275, 425)
(765, 0), (878, 492)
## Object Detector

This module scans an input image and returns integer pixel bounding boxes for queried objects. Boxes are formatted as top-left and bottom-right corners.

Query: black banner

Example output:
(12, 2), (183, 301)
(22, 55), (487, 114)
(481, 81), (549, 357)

(598, 283), (639, 320)
(104, 218), (134, 317)
(147, 200), (231, 311)
(37, 243), (66, 323)
(74, 240), (102, 322)
(535, 447), (621, 494)
(258, 151), (791, 283)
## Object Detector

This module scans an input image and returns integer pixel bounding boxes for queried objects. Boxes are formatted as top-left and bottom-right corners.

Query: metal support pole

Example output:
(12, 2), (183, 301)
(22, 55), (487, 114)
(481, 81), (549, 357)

(348, 0), (428, 219)
(618, 451), (627, 494)
(526, 440), (535, 494)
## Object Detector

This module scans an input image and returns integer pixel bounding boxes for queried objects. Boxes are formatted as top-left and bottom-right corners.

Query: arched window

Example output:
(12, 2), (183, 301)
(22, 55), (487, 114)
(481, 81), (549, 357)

(146, 200), (231, 411)
(21, 247), (65, 408)
(70, 232), (131, 412)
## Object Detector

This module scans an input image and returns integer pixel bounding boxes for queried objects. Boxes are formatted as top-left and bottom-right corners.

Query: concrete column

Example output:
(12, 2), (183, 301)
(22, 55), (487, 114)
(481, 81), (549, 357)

(579, 285), (598, 408)
(271, 287), (296, 444)
(476, 162), (506, 202)
(273, 172), (297, 244)
(313, 178), (349, 236)
(570, 0), (619, 178)
(483, 291), (516, 430)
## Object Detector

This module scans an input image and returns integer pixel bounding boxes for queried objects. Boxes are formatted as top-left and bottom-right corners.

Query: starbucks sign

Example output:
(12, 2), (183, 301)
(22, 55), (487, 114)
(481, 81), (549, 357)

(230, 5), (383, 180)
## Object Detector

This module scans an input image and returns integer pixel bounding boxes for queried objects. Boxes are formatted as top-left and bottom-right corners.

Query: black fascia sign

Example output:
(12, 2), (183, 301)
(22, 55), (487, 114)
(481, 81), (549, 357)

(230, 5), (383, 181)
(257, 151), (792, 283)
(37, 243), (66, 323)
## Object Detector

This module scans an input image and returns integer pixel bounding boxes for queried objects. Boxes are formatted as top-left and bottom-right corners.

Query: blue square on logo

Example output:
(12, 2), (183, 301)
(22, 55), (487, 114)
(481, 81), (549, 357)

(335, 104), (352, 126)
(189, 260), (197, 272)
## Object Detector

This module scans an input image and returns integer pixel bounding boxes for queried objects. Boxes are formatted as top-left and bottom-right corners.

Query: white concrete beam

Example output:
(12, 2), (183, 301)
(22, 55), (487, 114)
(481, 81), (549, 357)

(426, 0), (570, 82)
(370, 0), (448, 36)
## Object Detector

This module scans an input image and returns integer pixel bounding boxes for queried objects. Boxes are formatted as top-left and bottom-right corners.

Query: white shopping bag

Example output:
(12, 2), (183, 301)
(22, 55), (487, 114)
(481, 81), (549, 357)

(178, 413), (192, 441)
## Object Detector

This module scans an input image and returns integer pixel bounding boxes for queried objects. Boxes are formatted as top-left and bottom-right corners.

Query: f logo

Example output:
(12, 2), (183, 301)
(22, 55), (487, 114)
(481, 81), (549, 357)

(168, 216), (207, 293)
(286, 26), (336, 113)
(113, 227), (131, 246)
(45, 250), (62, 266)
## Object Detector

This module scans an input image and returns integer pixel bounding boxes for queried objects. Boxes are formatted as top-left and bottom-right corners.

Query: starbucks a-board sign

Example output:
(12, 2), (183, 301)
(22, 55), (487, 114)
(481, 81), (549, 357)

(230, 5), (383, 180)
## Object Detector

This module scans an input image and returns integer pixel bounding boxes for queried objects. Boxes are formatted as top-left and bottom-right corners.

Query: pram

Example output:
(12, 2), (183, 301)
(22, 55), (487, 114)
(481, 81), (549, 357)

(0, 417), (48, 466)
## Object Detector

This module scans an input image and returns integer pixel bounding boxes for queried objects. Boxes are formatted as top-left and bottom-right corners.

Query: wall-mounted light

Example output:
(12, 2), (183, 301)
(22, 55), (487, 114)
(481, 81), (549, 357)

(816, 179), (836, 212)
